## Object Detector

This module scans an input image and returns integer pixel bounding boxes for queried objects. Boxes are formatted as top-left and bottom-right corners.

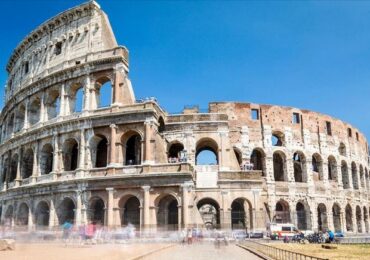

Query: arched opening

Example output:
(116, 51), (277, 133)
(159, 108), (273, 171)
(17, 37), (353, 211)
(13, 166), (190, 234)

(234, 148), (242, 166)
(96, 78), (112, 108)
(120, 196), (140, 227)
(58, 198), (76, 225)
(195, 138), (218, 165)
(296, 202), (307, 230)
(71, 85), (84, 113)
(275, 200), (290, 223)
(90, 135), (108, 168)
(271, 131), (284, 146)
(339, 143), (346, 156)
(341, 161), (350, 189)
(333, 203), (342, 232)
(2, 157), (9, 183)
(168, 142), (185, 163)
(35, 201), (50, 228)
(273, 152), (286, 181)
(63, 138), (79, 171)
(17, 203), (29, 226)
(9, 154), (18, 182)
(197, 198), (220, 229)
(21, 148), (33, 179)
(364, 206), (369, 233)
(7, 114), (15, 136)
(317, 203), (328, 232)
(231, 198), (252, 230)
(157, 195), (178, 230)
(15, 105), (25, 132)
(312, 153), (323, 181)
(4, 206), (14, 226)
(293, 152), (306, 183)
(328, 156), (337, 181)
(40, 144), (53, 175)
(88, 197), (105, 225)
(46, 90), (60, 119)
(123, 132), (142, 165)
(356, 206), (362, 233)
(158, 117), (165, 133)
(345, 204), (353, 232)
(29, 98), (41, 125)
(250, 149), (265, 173)
(352, 162), (359, 190)
(360, 165), (365, 189)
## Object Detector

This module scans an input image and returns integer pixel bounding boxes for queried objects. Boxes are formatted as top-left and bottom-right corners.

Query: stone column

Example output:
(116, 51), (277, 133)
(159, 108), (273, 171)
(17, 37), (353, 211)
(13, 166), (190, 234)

(75, 190), (82, 226)
(59, 83), (66, 116)
(52, 134), (59, 172)
(84, 76), (91, 111)
(78, 129), (85, 169)
(109, 124), (118, 166)
(142, 186), (150, 229)
(106, 187), (114, 227)
(181, 184), (190, 228)
(49, 198), (56, 229)
(28, 205), (34, 231)
(40, 92), (45, 123)
(23, 98), (29, 129)
(32, 142), (39, 182)
(144, 120), (153, 164)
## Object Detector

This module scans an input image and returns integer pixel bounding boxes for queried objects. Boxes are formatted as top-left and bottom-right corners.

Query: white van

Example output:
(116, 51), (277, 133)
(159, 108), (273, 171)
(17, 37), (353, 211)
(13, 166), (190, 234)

(267, 223), (298, 239)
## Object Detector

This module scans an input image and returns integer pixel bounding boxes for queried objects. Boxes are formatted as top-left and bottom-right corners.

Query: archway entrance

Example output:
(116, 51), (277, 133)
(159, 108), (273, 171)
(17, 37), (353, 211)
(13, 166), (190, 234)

(121, 196), (140, 227)
(345, 204), (353, 232)
(275, 200), (290, 223)
(4, 206), (14, 226)
(17, 203), (29, 226)
(296, 202), (307, 230)
(35, 201), (50, 228)
(356, 206), (362, 233)
(317, 204), (328, 231)
(89, 197), (105, 225)
(332, 204), (342, 232)
(58, 198), (76, 225)
(157, 195), (178, 230)
(197, 198), (220, 229)
(231, 198), (252, 230)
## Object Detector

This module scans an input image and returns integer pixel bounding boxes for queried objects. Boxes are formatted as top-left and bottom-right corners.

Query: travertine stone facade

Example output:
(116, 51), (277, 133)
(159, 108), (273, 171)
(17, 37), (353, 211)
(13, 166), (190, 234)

(0, 1), (369, 233)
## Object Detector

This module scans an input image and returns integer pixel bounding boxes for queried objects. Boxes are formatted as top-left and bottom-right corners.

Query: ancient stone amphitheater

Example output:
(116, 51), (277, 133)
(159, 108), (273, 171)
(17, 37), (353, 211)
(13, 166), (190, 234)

(0, 1), (369, 234)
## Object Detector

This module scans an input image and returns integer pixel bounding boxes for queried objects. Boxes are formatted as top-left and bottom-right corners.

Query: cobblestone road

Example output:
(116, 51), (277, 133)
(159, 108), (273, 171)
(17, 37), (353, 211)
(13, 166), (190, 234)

(142, 242), (262, 260)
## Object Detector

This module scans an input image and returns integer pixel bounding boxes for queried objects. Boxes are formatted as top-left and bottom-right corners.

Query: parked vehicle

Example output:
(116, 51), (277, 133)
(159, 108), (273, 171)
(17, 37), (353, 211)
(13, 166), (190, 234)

(267, 223), (299, 240)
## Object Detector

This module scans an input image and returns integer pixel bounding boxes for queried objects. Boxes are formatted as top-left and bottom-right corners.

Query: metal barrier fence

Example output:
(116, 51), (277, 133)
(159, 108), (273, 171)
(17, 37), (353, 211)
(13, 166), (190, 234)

(240, 240), (329, 260)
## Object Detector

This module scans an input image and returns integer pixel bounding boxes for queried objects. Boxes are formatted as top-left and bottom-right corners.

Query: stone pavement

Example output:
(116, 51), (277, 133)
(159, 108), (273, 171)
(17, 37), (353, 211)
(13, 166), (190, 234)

(142, 242), (262, 260)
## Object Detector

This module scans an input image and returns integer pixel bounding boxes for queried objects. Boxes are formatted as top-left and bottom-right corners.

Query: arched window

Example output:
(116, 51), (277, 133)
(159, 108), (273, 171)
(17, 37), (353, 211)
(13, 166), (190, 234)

(46, 90), (60, 120)
(90, 135), (108, 168)
(97, 79), (112, 108)
(63, 139), (79, 171)
(275, 200), (290, 223)
(21, 148), (33, 179)
(360, 165), (365, 188)
(312, 153), (323, 181)
(271, 131), (284, 146)
(250, 148), (265, 174)
(158, 117), (165, 133)
(352, 162), (359, 190)
(40, 144), (53, 175)
(122, 132), (142, 166)
(74, 88), (84, 112)
(273, 152), (286, 181)
(168, 142), (185, 163)
(328, 156), (337, 181)
(15, 105), (25, 132)
(29, 98), (41, 125)
(293, 152), (306, 183)
(196, 138), (218, 165)
(341, 161), (350, 189)
(339, 143), (346, 156)
(7, 114), (15, 136)
(9, 154), (18, 182)
(234, 148), (242, 166)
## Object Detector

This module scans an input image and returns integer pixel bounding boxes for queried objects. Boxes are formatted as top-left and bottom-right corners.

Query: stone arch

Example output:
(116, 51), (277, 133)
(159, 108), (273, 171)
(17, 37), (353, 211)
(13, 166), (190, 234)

(63, 138), (79, 171)
(351, 162), (359, 190)
(4, 205), (14, 226)
(332, 203), (342, 232)
(168, 141), (185, 163)
(2, 157), (9, 183)
(158, 116), (165, 133)
(360, 165), (365, 188)
(21, 148), (34, 179)
(296, 201), (310, 230)
(16, 203), (29, 226)
(29, 97), (41, 125)
(197, 198), (220, 229)
(7, 113), (15, 136)
(15, 104), (25, 132)
(40, 144), (53, 175)
(70, 82), (84, 113)
(341, 161), (350, 189)
(339, 142), (346, 156)
(317, 203), (328, 231)
(9, 153), (18, 182)
(328, 155), (337, 181)
(273, 151), (287, 181)
(35, 201), (50, 228)
(121, 131), (142, 166)
(195, 138), (219, 165)
(118, 195), (141, 227)
(231, 198), (253, 231)
(45, 89), (60, 120)
(275, 200), (290, 223)
(89, 135), (108, 168)
(271, 131), (285, 146)
(312, 153), (323, 181)
(95, 76), (112, 108)
(251, 148), (266, 175)
(57, 197), (76, 225)
(345, 204), (353, 232)
(363, 206), (369, 233)
(233, 147), (242, 166)
(293, 151), (307, 183)
(356, 205), (362, 233)
(156, 194), (179, 230)
(88, 197), (105, 225)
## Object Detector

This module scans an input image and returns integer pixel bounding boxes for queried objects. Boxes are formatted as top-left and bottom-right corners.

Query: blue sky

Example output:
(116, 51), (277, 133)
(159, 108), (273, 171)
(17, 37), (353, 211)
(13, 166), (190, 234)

(1, 0), (370, 138)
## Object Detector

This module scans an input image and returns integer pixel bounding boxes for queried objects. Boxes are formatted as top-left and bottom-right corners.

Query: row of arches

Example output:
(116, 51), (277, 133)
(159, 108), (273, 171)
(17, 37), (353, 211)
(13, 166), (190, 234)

(275, 200), (370, 233)
(1, 77), (113, 142)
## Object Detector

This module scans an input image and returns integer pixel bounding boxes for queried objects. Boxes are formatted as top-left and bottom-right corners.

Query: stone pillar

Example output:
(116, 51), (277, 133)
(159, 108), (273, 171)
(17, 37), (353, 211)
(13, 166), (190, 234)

(142, 186), (150, 229)
(59, 83), (66, 116)
(32, 142), (39, 182)
(23, 98), (29, 129)
(78, 129), (85, 169)
(49, 198), (56, 228)
(181, 184), (190, 228)
(40, 92), (45, 123)
(28, 204), (34, 231)
(76, 190), (82, 226)
(340, 208), (346, 233)
(106, 187), (114, 227)
(144, 120), (153, 164)
(109, 124), (118, 166)
(52, 133), (59, 172)
(15, 148), (22, 187)
(84, 76), (91, 111)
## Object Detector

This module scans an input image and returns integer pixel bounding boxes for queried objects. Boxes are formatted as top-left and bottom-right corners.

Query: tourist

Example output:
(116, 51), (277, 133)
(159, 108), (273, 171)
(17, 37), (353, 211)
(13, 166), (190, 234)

(62, 220), (73, 246)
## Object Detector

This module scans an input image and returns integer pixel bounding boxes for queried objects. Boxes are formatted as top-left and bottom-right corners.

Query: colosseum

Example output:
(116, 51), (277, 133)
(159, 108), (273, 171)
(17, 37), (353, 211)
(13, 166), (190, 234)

(0, 1), (369, 235)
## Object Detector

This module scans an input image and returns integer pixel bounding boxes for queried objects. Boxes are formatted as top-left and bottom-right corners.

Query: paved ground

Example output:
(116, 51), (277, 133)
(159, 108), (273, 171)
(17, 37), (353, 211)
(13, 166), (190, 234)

(143, 242), (262, 260)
